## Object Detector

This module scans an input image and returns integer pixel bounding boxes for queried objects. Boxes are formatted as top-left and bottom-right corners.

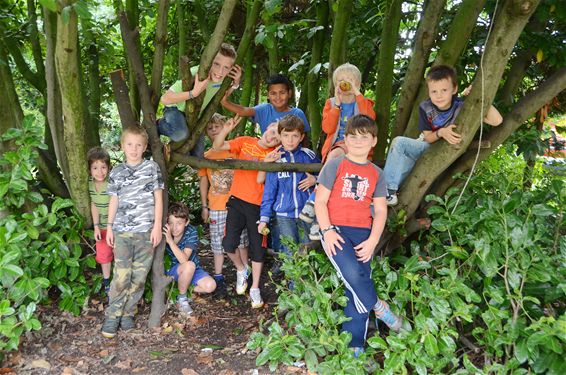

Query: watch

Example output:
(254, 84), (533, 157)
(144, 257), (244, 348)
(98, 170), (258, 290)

(320, 225), (337, 235)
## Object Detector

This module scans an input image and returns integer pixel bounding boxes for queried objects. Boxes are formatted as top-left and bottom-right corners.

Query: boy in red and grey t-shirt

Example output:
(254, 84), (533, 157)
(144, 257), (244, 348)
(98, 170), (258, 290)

(314, 114), (410, 357)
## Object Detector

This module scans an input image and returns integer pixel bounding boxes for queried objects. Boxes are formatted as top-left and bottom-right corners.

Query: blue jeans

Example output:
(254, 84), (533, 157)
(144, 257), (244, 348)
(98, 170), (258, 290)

(272, 216), (309, 257)
(157, 107), (205, 157)
(383, 136), (430, 191)
(323, 225), (380, 348)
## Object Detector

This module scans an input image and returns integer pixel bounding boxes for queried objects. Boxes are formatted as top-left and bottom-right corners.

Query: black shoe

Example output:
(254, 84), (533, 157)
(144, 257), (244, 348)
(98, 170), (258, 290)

(214, 277), (228, 299)
(120, 316), (135, 331)
(101, 317), (120, 338)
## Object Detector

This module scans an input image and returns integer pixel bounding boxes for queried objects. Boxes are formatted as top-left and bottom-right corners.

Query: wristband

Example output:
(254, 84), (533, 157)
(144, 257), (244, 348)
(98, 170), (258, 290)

(188, 90), (194, 99)
(321, 225), (337, 235)
(334, 103), (341, 109)
(106, 223), (113, 226)
(436, 130), (441, 139)
(202, 206), (208, 209)
(231, 84), (240, 90)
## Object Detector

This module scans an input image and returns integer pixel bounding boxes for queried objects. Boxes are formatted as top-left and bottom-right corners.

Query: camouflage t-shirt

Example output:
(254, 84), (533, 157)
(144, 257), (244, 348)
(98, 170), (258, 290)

(107, 159), (164, 232)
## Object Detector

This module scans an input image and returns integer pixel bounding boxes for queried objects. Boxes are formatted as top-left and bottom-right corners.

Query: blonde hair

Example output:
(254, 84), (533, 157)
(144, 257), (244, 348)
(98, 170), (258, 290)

(209, 113), (228, 126)
(332, 63), (361, 86)
(121, 126), (149, 145)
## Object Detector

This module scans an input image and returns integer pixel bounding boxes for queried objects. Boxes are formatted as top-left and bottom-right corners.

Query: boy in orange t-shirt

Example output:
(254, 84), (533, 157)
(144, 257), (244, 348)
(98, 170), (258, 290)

(211, 115), (281, 308)
(198, 114), (249, 298)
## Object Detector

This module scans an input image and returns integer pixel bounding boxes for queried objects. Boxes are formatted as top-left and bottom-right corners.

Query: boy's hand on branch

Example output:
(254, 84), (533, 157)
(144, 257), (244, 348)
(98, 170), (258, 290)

(264, 145), (284, 162)
(354, 238), (377, 263)
(151, 223), (162, 247)
(438, 125), (462, 145)
(298, 173), (316, 191)
(228, 65), (242, 87)
(323, 230), (344, 257)
(192, 73), (209, 97)
(94, 226), (102, 241)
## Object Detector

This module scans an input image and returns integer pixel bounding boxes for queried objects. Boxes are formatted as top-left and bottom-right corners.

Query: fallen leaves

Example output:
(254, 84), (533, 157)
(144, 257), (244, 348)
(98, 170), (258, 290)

(181, 368), (200, 375)
(30, 359), (51, 370)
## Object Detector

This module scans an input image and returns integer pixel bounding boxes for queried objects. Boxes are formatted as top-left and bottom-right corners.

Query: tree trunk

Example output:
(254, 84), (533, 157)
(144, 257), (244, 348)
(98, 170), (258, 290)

(0, 44), (23, 153)
(86, 43), (101, 147)
(404, 0), (488, 138)
(499, 49), (533, 107)
(327, 0), (353, 91)
(307, 0), (329, 151)
(125, 0), (141, 121)
(150, 0), (170, 109)
(373, 0), (402, 160)
(110, 69), (137, 128)
(54, 0), (91, 225)
(391, 0), (446, 140)
(398, 0), (541, 220)
(177, 0), (190, 73)
(232, 44), (255, 136)
(27, 0), (46, 84)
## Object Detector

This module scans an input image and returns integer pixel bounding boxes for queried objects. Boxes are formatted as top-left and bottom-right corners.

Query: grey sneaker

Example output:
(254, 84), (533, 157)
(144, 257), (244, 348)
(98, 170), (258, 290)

(236, 267), (249, 295)
(101, 317), (120, 338)
(250, 288), (263, 309)
(177, 296), (193, 316)
(386, 193), (398, 206)
(374, 301), (408, 332)
(308, 223), (321, 241)
(120, 316), (135, 331)
(299, 201), (316, 223)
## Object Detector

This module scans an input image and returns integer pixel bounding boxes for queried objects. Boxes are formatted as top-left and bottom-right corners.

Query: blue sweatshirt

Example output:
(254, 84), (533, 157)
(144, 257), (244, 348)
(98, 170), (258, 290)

(260, 147), (320, 222)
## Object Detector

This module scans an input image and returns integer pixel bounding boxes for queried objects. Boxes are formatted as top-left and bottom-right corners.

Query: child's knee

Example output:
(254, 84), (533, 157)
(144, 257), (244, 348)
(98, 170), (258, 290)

(200, 278), (216, 293)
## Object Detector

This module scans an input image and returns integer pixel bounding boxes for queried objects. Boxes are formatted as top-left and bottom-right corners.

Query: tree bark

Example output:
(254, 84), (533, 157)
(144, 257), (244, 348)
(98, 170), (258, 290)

(498, 49), (533, 107)
(150, 0), (170, 109)
(110, 69), (137, 128)
(399, 0), (541, 220)
(307, 0), (329, 151)
(327, 0), (354, 91)
(86, 43), (101, 146)
(391, 0), (446, 140)
(171, 154), (322, 173)
(404, 0), (488, 138)
(54, 0), (91, 224)
(0, 44), (23, 153)
(27, 0), (46, 84)
(373, 0), (402, 160)
(125, 0), (141, 121)
(177, 0), (190, 74)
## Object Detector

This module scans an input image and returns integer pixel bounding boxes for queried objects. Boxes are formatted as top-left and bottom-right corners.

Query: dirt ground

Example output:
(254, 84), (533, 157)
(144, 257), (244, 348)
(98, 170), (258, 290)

(4, 249), (306, 375)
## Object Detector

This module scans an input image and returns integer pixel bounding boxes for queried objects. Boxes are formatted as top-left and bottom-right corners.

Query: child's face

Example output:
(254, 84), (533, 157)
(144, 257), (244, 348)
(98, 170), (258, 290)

(168, 215), (188, 238)
(335, 72), (360, 93)
(427, 78), (457, 110)
(280, 129), (304, 151)
(121, 133), (147, 164)
(267, 83), (292, 111)
(344, 131), (377, 158)
(261, 123), (281, 148)
(90, 160), (109, 183)
(209, 53), (235, 83)
(206, 121), (224, 141)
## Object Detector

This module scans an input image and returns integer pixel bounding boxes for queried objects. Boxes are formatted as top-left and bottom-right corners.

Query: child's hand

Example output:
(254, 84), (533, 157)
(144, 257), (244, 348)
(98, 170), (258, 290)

(201, 207), (209, 223)
(334, 85), (342, 106)
(462, 85), (472, 97)
(151, 223), (162, 247)
(94, 226), (102, 241)
(322, 230), (345, 257)
(354, 238), (378, 263)
(228, 65), (242, 87)
(264, 145), (284, 162)
(225, 114), (242, 132)
(106, 227), (114, 248)
(162, 224), (173, 244)
(438, 125), (462, 145)
(192, 73), (209, 97)
(298, 173), (316, 191)
(257, 222), (268, 235)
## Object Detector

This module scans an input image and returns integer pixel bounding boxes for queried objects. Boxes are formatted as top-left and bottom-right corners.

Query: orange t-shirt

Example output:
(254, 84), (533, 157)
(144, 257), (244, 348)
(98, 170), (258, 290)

(197, 149), (237, 211)
(228, 137), (274, 205)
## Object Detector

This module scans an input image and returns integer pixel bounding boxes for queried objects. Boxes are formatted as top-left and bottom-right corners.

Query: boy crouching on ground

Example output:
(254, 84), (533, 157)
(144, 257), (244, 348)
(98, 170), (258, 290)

(164, 202), (216, 315)
(102, 126), (164, 338)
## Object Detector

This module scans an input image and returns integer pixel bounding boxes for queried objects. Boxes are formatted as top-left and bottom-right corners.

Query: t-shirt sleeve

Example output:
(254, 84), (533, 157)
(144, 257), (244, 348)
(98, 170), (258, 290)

(373, 166), (387, 198)
(418, 103), (431, 132)
(197, 168), (207, 177)
(152, 162), (165, 190)
(295, 109), (311, 132)
(317, 158), (340, 191)
(185, 226), (199, 250)
(228, 137), (244, 155)
(251, 103), (269, 130)
(169, 80), (182, 94)
(106, 168), (120, 196)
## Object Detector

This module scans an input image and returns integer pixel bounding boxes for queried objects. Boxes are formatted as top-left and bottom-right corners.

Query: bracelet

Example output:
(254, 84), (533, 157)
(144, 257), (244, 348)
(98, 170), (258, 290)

(202, 206), (208, 209)
(231, 84), (240, 90)
(188, 90), (194, 99)
(321, 225), (337, 235)
(106, 223), (113, 226)
(436, 130), (441, 139)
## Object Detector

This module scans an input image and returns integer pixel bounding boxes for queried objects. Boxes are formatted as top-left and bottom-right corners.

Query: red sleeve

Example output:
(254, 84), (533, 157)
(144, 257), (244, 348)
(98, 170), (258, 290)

(322, 99), (340, 135)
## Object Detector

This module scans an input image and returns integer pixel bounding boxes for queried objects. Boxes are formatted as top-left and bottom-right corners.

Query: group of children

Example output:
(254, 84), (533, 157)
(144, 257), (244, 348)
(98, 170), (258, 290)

(88, 42), (502, 354)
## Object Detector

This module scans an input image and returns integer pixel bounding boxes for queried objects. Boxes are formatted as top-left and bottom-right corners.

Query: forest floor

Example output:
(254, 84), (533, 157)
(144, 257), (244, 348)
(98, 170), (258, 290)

(6, 248), (307, 375)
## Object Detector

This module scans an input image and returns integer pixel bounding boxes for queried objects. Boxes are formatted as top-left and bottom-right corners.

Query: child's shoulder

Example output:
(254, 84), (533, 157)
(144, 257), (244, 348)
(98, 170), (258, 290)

(296, 147), (319, 161)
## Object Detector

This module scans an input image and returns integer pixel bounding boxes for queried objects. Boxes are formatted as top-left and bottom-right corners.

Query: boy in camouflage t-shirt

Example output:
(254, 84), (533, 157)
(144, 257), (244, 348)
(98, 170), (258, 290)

(101, 126), (164, 339)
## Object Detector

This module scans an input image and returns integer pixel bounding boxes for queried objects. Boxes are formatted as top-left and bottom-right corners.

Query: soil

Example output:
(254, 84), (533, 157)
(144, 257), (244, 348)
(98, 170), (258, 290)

(4, 249), (306, 375)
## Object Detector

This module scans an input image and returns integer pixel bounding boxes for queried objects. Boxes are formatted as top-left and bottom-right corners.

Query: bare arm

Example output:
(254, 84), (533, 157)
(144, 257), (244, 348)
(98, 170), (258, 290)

(257, 146), (284, 184)
(423, 126), (461, 145)
(199, 175), (210, 222)
(163, 225), (191, 263)
(484, 105), (503, 126)
(354, 197), (387, 262)
(91, 202), (101, 241)
(106, 195), (118, 247)
(212, 115), (242, 151)
(151, 189), (163, 247)
(160, 74), (209, 105)
(314, 185), (345, 257)
(220, 94), (256, 117)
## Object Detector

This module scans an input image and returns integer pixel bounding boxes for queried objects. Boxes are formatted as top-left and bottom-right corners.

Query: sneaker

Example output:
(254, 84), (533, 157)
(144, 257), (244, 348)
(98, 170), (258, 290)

(352, 347), (365, 358)
(308, 223), (321, 241)
(299, 201), (316, 223)
(120, 316), (135, 331)
(250, 288), (263, 308)
(177, 296), (193, 316)
(236, 267), (249, 295)
(374, 301), (403, 332)
(101, 317), (120, 338)
(214, 276), (227, 299)
(386, 193), (398, 206)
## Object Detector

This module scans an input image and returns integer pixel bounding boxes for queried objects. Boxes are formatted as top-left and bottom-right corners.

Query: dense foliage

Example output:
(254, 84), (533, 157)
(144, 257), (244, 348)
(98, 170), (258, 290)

(248, 148), (566, 374)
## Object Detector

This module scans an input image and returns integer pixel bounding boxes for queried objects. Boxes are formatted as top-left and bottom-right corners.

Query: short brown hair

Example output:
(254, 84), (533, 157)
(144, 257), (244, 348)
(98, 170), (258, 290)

(426, 65), (457, 88)
(344, 114), (378, 137)
(87, 147), (111, 171)
(121, 126), (149, 145)
(278, 115), (305, 135)
(168, 202), (189, 221)
(219, 43), (237, 60)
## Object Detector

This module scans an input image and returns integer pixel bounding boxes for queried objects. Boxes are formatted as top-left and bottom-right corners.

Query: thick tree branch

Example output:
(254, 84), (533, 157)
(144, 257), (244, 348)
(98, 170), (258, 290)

(110, 69), (137, 128)
(150, 0), (170, 109)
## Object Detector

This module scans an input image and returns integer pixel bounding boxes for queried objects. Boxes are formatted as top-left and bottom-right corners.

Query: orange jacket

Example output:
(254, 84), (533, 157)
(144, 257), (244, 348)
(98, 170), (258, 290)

(321, 95), (376, 161)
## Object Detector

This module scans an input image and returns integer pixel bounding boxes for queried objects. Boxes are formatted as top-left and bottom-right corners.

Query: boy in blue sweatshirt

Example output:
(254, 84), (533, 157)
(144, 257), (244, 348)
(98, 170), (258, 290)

(257, 115), (319, 257)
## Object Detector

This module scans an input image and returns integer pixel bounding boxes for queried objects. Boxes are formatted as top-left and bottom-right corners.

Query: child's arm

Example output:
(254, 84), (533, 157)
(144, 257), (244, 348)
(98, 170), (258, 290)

(355, 197), (387, 263)
(160, 74), (209, 105)
(321, 98), (341, 135)
(257, 145), (284, 184)
(314, 185), (345, 257)
(212, 115), (242, 151)
(199, 175), (210, 223)
(91, 202), (101, 241)
(484, 105), (503, 126)
(422, 126), (461, 145)
(221, 93), (256, 117)
(151, 189), (163, 247)
(163, 225), (191, 263)
(106, 195), (118, 247)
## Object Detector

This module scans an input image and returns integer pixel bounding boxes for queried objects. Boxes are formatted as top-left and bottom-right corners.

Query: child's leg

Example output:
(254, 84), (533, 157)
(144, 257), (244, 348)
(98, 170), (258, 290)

(176, 261), (196, 295)
(383, 137), (430, 193)
(342, 288), (370, 348)
(157, 107), (189, 142)
(101, 263), (112, 279)
(122, 232), (155, 318)
(236, 229), (249, 265)
(193, 269), (216, 294)
(222, 198), (248, 272)
(96, 229), (114, 288)
(209, 210), (227, 275)
(105, 232), (136, 320)
(274, 217), (300, 257)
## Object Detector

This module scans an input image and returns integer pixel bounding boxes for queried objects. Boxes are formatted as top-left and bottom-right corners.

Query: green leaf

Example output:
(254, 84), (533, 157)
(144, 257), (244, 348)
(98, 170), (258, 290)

(52, 198), (74, 213)
(1, 264), (24, 279)
(424, 334), (439, 356)
(515, 339), (528, 363)
(73, 0), (92, 19)
(39, 0), (57, 12)
(446, 245), (468, 260)
(256, 348), (271, 366)
(367, 336), (387, 349)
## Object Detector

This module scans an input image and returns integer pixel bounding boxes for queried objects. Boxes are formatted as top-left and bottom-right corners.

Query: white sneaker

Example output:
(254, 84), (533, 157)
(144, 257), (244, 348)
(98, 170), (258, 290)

(386, 194), (398, 206)
(176, 297), (193, 316)
(299, 201), (316, 223)
(236, 267), (249, 295)
(250, 288), (263, 309)
(308, 223), (321, 241)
